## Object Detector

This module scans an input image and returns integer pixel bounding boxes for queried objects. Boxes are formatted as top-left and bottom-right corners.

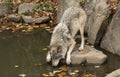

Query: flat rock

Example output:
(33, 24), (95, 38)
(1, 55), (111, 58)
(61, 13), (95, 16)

(18, 3), (37, 14)
(8, 14), (21, 22)
(22, 15), (50, 24)
(71, 45), (107, 65)
(71, 51), (86, 64)
(86, 50), (107, 64)
(0, 3), (11, 16)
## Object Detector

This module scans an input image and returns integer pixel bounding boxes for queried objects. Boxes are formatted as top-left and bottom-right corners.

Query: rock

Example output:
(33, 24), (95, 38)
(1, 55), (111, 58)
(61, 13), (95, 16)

(105, 69), (120, 77)
(22, 15), (33, 23)
(101, 3), (120, 56)
(34, 17), (50, 24)
(87, 0), (110, 45)
(84, 0), (100, 33)
(8, 14), (21, 22)
(22, 15), (50, 24)
(86, 50), (107, 64)
(0, 3), (11, 16)
(57, 0), (80, 22)
(71, 45), (107, 65)
(84, 0), (100, 16)
(18, 3), (37, 14)
(71, 51), (86, 64)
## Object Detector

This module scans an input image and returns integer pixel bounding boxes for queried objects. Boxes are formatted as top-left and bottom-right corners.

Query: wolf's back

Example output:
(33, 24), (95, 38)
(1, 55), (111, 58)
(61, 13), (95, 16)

(60, 6), (86, 25)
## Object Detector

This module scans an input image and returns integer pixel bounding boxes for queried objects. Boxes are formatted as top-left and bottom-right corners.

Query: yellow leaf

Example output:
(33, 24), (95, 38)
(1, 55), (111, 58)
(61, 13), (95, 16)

(59, 65), (67, 71)
(33, 25), (39, 28)
(42, 48), (48, 51)
(48, 72), (54, 76)
(34, 63), (42, 66)
(58, 74), (63, 77)
(42, 73), (49, 77)
(14, 65), (19, 68)
(19, 74), (26, 77)
(74, 70), (79, 73)
(40, 24), (47, 28)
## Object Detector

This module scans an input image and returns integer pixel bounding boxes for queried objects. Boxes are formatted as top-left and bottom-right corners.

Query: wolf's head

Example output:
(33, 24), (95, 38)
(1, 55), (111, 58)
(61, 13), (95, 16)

(46, 45), (65, 66)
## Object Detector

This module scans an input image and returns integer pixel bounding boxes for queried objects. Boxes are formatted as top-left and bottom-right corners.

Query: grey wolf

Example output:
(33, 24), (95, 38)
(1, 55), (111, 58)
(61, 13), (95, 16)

(46, 6), (87, 66)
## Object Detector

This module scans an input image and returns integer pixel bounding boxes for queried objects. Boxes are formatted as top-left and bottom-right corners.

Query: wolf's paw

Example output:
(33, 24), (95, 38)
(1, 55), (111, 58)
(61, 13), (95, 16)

(66, 57), (71, 65)
(79, 46), (84, 51)
(46, 52), (51, 62)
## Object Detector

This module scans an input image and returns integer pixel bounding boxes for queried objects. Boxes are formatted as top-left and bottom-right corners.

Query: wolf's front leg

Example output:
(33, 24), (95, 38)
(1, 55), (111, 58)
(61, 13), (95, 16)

(46, 51), (51, 62)
(66, 39), (76, 64)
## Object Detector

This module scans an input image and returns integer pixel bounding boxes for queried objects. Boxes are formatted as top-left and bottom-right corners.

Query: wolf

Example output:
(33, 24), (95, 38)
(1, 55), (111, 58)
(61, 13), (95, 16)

(46, 6), (87, 66)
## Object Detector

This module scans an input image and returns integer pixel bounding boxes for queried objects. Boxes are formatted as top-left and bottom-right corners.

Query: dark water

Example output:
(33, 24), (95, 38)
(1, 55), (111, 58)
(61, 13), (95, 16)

(0, 29), (120, 77)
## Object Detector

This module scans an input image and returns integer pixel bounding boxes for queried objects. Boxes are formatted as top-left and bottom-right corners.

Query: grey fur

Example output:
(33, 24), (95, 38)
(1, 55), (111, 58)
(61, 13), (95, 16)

(46, 6), (87, 66)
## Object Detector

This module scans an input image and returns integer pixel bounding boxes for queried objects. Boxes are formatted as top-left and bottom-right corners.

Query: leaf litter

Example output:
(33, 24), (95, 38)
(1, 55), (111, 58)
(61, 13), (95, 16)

(0, 0), (58, 33)
(41, 65), (82, 77)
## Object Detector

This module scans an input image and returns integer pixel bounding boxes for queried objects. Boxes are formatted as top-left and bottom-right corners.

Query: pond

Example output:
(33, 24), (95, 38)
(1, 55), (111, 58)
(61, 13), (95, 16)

(0, 29), (120, 77)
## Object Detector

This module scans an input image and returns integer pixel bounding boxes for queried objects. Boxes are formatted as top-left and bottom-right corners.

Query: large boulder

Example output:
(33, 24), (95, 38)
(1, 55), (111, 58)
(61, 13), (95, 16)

(0, 3), (11, 16)
(71, 45), (107, 65)
(57, 0), (80, 22)
(101, 4), (120, 56)
(105, 69), (120, 77)
(87, 0), (110, 45)
(18, 3), (37, 14)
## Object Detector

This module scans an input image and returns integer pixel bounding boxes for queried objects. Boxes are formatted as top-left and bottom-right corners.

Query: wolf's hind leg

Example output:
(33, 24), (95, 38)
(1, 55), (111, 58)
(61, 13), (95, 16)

(79, 23), (85, 51)
(46, 52), (51, 62)
(66, 39), (76, 64)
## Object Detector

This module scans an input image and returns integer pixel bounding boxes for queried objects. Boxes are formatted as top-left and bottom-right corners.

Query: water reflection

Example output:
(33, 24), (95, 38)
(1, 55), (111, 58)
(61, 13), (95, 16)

(0, 29), (52, 77)
(0, 29), (120, 77)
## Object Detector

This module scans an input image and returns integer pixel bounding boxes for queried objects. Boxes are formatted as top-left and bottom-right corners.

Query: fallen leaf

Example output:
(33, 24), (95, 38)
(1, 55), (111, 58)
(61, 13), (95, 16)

(48, 72), (54, 76)
(19, 74), (26, 77)
(60, 72), (66, 75)
(59, 65), (67, 71)
(40, 24), (47, 28)
(45, 26), (50, 29)
(95, 65), (100, 68)
(42, 48), (48, 51)
(42, 73), (49, 77)
(74, 70), (79, 73)
(34, 63), (42, 66)
(33, 25), (39, 28)
(64, 76), (70, 77)
(22, 30), (26, 32)
(14, 65), (19, 68)
(83, 74), (96, 77)
(53, 70), (62, 74)
(58, 74), (63, 77)
(69, 72), (76, 75)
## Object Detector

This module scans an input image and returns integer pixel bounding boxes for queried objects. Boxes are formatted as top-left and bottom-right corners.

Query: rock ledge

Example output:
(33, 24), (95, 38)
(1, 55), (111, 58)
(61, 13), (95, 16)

(71, 45), (107, 65)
